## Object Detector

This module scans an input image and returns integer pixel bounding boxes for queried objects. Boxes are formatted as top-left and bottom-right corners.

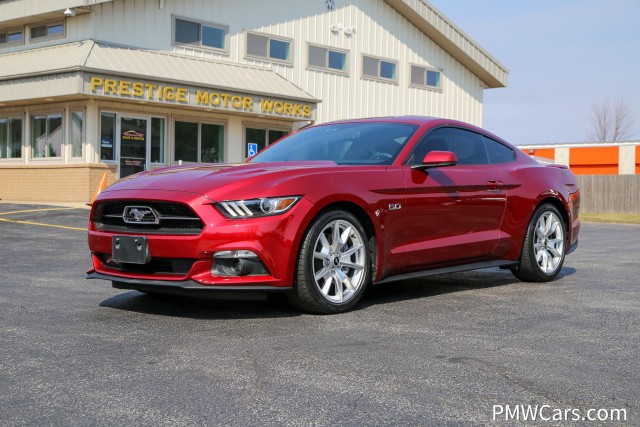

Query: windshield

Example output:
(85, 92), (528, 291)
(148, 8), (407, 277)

(249, 122), (418, 165)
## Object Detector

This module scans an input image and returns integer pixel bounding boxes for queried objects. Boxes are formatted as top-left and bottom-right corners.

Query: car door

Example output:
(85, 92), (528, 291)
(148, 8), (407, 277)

(400, 127), (507, 268)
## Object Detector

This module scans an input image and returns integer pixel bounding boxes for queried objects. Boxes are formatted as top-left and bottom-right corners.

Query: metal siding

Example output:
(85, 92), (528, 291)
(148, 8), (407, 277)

(0, 73), (82, 103)
(86, 0), (486, 124)
(0, 42), (93, 81)
(2, 0), (492, 126)
(0, 41), (317, 104)
(0, 0), (114, 21)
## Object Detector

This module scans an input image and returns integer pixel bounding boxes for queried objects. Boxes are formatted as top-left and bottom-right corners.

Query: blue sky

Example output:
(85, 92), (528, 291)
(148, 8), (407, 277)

(432, 0), (640, 145)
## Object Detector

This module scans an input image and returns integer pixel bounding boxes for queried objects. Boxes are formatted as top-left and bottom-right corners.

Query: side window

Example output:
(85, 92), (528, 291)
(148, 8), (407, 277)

(483, 136), (516, 164)
(406, 128), (450, 165)
(448, 129), (488, 165)
(362, 55), (398, 82)
(246, 32), (292, 64)
(308, 44), (348, 74)
(30, 22), (64, 42)
(407, 127), (488, 166)
(0, 28), (24, 46)
(173, 17), (228, 52)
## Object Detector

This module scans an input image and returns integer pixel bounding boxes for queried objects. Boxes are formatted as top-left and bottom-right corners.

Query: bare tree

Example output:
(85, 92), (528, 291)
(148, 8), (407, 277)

(587, 97), (636, 142)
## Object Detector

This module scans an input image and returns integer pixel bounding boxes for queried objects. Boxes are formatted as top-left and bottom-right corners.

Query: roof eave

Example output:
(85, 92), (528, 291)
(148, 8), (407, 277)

(384, 0), (508, 88)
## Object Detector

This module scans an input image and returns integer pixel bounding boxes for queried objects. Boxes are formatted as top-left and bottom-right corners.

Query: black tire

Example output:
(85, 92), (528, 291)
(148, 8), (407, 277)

(511, 203), (567, 282)
(287, 210), (371, 314)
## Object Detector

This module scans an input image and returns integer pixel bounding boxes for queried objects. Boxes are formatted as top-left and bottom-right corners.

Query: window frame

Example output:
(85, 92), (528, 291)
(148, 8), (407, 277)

(29, 21), (65, 43)
(173, 118), (226, 164)
(361, 54), (399, 83)
(409, 64), (443, 91)
(172, 15), (229, 54)
(0, 27), (25, 47)
(245, 30), (294, 65)
(306, 43), (349, 75)
(30, 110), (64, 160)
(0, 115), (23, 161)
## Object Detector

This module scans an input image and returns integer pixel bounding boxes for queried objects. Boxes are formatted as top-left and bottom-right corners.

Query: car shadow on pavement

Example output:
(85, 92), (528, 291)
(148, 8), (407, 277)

(99, 266), (576, 318)
(100, 291), (300, 319)
(360, 266), (577, 309)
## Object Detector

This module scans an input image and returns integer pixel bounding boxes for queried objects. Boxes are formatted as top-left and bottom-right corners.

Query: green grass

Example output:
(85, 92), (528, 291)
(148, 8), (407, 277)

(581, 213), (640, 224)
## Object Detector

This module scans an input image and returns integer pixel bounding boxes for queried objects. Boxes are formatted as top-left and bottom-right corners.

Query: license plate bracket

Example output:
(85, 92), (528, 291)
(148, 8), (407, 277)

(112, 236), (150, 264)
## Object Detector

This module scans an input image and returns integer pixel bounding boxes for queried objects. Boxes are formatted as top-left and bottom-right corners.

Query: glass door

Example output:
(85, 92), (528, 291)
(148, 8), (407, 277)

(118, 116), (148, 178)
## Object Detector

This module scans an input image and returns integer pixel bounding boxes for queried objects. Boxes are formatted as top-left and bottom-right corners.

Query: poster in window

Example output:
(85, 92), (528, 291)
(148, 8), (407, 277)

(101, 137), (113, 148)
(121, 130), (145, 142)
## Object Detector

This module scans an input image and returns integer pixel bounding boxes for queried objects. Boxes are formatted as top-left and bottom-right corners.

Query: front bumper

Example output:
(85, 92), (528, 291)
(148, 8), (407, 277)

(87, 272), (290, 300)
(88, 190), (314, 288)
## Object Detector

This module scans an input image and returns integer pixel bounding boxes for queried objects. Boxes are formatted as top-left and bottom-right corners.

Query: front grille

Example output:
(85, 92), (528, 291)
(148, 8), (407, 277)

(97, 253), (196, 275)
(93, 201), (204, 235)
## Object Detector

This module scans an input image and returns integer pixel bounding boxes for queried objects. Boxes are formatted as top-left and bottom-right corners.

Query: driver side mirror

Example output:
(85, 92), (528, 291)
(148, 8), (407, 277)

(411, 151), (458, 171)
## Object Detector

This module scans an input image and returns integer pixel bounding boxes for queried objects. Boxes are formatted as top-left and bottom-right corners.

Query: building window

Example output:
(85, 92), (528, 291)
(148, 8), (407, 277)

(70, 110), (84, 158)
(0, 117), (22, 159)
(0, 29), (24, 46)
(410, 65), (442, 89)
(151, 117), (166, 164)
(100, 112), (116, 161)
(30, 22), (64, 41)
(308, 44), (348, 74)
(362, 55), (398, 82)
(246, 31), (292, 64)
(31, 113), (62, 159)
(245, 127), (289, 157)
(173, 17), (228, 52)
(174, 121), (224, 163)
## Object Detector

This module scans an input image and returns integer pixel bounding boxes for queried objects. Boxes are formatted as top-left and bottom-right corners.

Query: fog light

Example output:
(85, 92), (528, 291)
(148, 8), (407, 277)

(211, 250), (269, 277)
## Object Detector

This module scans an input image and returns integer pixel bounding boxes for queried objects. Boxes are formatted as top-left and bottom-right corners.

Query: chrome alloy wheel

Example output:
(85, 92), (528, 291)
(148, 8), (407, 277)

(312, 219), (367, 303)
(534, 211), (565, 274)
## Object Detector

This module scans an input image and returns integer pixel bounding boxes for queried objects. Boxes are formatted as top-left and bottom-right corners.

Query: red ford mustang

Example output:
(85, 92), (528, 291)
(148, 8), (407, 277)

(87, 117), (580, 313)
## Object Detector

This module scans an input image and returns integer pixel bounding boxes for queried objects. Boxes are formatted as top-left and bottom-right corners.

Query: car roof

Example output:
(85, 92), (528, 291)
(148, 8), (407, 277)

(321, 115), (440, 125)
(316, 116), (509, 145)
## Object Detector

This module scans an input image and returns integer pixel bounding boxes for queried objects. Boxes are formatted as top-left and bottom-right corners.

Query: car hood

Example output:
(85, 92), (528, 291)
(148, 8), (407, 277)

(102, 161), (338, 199)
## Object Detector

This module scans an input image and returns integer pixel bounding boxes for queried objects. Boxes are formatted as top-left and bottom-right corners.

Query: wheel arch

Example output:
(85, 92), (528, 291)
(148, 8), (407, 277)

(296, 200), (378, 281)
(534, 196), (570, 242)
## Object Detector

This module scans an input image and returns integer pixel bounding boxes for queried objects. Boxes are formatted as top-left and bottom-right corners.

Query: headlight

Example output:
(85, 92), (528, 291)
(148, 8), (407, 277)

(215, 196), (300, 218)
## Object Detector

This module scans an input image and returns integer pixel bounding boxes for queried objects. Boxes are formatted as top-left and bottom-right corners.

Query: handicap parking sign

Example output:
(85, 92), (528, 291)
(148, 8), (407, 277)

(247, 143), (258, 157)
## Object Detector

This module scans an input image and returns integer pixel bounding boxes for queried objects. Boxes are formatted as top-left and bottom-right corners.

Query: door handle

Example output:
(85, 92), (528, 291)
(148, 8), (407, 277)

(486, 180), (502, 191)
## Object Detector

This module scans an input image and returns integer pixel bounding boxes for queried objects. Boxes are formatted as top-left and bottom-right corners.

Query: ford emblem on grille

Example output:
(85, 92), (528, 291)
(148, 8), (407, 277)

(122, 206), (159, 224)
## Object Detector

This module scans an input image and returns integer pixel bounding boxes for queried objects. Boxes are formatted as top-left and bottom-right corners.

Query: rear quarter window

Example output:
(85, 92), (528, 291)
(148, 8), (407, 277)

(483, 136), (516, 164)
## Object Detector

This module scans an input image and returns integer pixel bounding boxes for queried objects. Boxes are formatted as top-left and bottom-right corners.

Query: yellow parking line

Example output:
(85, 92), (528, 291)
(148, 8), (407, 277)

(0, 217), (85, 231)
(0, 207), (78, 216)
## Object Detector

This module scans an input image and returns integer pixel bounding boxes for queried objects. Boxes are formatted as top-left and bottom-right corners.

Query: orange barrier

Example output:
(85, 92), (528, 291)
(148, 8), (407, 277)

(570, 146), (619, 175)
(88, 172), (108, 206)
(527, 148), (555, 160)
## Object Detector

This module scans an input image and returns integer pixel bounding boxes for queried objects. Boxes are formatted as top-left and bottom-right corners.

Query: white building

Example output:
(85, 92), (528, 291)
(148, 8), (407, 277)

(0, 0), (508, 202)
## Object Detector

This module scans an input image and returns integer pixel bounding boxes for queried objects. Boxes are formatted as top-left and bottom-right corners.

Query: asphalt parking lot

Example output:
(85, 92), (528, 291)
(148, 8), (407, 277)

(0, 203), (638, 426)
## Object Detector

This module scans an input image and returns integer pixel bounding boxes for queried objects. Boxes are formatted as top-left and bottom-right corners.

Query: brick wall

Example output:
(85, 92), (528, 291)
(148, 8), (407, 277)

(0, 164), (117, 202)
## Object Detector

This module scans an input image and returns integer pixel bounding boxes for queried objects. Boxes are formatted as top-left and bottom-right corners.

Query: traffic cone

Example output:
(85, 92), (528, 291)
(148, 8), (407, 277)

(88, 172), (108, 206)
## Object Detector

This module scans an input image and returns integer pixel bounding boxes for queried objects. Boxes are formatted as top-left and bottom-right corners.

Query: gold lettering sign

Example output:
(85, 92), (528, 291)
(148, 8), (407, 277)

(89, 76), (313, 119)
